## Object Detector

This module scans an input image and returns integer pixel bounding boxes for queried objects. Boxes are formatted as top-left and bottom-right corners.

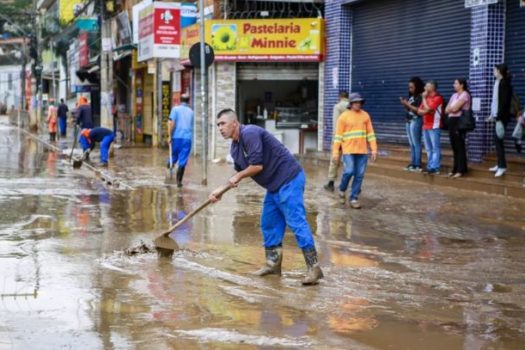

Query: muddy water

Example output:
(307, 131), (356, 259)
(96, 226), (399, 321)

(1, 117), (525, 349)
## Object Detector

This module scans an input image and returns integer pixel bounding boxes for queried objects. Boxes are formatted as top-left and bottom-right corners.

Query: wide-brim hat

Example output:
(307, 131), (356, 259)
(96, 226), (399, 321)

(348, 92), (365, 105)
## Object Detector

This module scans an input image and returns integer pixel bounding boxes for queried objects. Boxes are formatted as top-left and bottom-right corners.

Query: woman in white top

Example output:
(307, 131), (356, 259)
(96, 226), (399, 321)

(488, 64), (513, 177)
(445, 78), (471, 178)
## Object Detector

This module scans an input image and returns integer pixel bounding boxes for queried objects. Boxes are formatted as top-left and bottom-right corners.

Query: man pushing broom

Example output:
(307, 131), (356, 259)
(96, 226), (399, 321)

(209, 109), (323, 285)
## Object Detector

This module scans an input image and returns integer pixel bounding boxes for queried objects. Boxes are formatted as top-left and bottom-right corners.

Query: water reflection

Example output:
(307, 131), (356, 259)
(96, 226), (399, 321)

(1, 121), (525, 349)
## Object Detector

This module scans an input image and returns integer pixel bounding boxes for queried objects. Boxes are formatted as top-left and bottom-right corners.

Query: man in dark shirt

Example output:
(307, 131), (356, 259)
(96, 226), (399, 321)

(79, 127), (114, 167)
(76, 96), (93, 129)
(209, 109), (323, 285)
(57, 99), (69, 137)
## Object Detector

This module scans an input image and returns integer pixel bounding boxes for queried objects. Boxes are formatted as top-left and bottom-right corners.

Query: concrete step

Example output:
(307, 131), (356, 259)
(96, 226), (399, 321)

(377, 156), (524, 184)
(298, 152), (525, 199)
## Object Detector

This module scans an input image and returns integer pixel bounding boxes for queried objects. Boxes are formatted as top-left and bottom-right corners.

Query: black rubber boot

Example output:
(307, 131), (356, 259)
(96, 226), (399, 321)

(323, 181), (335, 192)
(176, 166), (185, 188)
(302, 247), (324, 285)
(253, 246), (283, 276)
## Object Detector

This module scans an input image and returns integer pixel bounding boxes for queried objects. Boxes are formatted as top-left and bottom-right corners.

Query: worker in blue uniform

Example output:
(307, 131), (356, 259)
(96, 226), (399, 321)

(167, 94), (194, 187)
(79, 127), (115, 167)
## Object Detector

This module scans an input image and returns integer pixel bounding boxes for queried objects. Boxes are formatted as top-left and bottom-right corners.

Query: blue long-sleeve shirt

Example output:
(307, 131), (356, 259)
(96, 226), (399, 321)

(76, 105), (93, 129)
(230, 125), (301, 192)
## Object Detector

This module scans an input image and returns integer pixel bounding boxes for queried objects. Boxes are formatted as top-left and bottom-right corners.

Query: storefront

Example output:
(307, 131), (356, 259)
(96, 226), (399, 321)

(131, 50), (153, 144)
(205, 17), (324, 156)
(236, 62), (319, 154)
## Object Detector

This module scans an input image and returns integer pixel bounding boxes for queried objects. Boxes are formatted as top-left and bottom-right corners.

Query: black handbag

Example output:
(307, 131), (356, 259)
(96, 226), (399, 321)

(458, 109), (475, 132)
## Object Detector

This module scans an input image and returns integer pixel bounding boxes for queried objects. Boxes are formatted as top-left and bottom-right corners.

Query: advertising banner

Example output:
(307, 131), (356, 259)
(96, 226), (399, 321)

(180, 23), (200, 62)
(205, 18), (324, 62)
(78, 31), (89, 68)
(138, 2), (181, 62)
(181, 3), (198, 28)
(60, 0), (85, 23)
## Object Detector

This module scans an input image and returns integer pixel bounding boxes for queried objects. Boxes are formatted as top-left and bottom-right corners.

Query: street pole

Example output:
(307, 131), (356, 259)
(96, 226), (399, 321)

(100, 3), (114, 130)
(20, 38), (27, 127)
(50, 41), (56, 106)
(199, 0), (208, 186)
(36, 11), (42, 131)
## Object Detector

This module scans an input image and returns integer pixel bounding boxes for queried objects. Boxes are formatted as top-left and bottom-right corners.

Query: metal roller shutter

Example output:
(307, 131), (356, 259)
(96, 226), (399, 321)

(237, 63), (319, 81)
(506, 0), (525, 99)
(505, 0), (525, 153)
(350, 0), (471, 143)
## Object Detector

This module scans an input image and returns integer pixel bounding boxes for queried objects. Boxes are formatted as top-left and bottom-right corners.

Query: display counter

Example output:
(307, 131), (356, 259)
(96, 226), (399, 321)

(262, 119), (317, 155)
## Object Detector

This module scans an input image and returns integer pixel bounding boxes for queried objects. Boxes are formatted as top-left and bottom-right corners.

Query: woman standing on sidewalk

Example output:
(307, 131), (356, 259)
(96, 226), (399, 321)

(489, 64), (513, 177)
(445, 78), (471, 178)
(400, 77), (425, 172)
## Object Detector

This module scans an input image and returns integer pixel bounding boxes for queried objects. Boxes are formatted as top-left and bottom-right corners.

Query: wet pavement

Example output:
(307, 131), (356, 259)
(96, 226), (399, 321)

(1, 116), (525, 349)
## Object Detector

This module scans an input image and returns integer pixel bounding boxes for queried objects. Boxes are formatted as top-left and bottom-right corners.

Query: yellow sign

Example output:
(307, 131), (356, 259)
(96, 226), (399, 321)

(60, 0), (85, 23)
(205, 18), (324, 62)
(181, 23), (200, 61)
(132, 49), (147, 70)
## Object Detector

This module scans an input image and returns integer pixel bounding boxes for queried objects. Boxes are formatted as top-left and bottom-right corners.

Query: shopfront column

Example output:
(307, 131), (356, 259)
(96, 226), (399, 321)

(322, 0), (351, 152)
(467, 1), (506, 162)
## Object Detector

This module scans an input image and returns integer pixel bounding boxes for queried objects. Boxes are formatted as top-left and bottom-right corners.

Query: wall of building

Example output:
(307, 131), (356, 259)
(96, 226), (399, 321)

(323, 0), (512, 162)
(0, 65), (23, 109)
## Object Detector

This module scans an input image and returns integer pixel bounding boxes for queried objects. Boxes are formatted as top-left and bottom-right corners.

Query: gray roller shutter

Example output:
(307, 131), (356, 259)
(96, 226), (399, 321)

(505, 0), (525, 153)
(237, 63), (318, 81)
(350, 0), (471, 143)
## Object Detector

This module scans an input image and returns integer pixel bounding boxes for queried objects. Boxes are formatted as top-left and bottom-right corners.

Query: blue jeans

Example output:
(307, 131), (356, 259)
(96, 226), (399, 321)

(406, 118), (422, 167)
(423, 128), (441, 171)
(339, 154), (368, 200)
(167, 138), (192, 167)
(260, 170), (315, 250)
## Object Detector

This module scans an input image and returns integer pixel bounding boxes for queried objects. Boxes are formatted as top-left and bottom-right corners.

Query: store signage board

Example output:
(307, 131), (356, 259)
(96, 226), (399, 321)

(464, 0), (498, 8)
(133, 0), (152, 44)
(205, 18), (324, 62)
(138, 2), (181, 62)
(180, 23), (200, 63)
(78, 31), (89, 68)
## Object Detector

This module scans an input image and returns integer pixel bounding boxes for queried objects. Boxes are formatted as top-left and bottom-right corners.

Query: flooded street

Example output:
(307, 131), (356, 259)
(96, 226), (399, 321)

(1, 116), (525, 349)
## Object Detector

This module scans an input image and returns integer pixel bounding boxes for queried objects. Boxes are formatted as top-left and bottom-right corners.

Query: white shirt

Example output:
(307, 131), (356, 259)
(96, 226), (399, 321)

(491, 79), (500, 118)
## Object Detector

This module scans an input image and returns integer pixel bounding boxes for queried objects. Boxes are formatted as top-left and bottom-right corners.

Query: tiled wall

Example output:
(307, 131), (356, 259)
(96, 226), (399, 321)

(323, 0), (507, 162)
(323, 0), (351, 151)
(467, 2), (506, 162)
(194, 62), (236, 160)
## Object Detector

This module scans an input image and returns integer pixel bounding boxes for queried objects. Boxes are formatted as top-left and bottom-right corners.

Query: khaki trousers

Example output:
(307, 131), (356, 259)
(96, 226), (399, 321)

(327, 154), (341, 181)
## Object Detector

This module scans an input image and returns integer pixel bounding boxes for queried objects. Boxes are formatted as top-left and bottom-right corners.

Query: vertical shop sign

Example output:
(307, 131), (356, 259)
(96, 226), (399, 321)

(138, 2), (181, 62)
(135, 71), (144, 137)
(161, 81), (171, 144)
(78, 31), (89, 67)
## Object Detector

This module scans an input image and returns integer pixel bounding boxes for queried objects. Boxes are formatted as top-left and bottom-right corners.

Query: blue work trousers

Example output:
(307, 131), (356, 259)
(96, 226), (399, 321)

(260, 170), (315, 250)
(99, 134), (114, 164)
(167, 138), (192, 167)
(59, 117), (67, 136)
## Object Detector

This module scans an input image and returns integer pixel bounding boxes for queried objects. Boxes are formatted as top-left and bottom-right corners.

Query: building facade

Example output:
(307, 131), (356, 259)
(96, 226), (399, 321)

(324, 0), (525, 162)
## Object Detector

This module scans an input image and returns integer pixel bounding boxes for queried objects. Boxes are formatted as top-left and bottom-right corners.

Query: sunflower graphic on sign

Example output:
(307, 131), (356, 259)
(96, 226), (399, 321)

(211, 24), (237, 51)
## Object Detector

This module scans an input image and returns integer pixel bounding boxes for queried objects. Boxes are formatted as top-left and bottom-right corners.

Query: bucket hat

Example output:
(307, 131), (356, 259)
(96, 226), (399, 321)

(348, 92), (365, 105)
